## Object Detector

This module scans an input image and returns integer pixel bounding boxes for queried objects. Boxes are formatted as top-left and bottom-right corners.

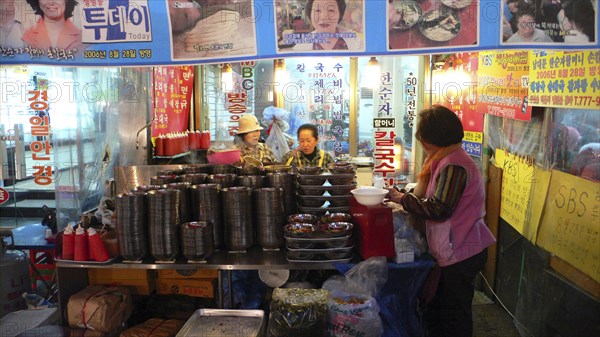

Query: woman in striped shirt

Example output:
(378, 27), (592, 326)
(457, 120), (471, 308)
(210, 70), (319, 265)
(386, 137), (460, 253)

(387, 105), (496, 337)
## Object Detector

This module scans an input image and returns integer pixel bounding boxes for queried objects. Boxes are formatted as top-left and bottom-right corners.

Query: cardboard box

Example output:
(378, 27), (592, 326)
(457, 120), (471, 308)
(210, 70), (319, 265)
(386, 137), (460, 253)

(67, 285), (133, 333)
(157, 269), (218, 279)
(88, 269), (156, 296)
(157, 278), (215, 298)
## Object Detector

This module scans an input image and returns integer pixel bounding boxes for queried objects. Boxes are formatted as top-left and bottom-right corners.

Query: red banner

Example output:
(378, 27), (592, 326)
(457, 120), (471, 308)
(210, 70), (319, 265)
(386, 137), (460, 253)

(431, 52), (484, 133)
(151, 66), (194, 137)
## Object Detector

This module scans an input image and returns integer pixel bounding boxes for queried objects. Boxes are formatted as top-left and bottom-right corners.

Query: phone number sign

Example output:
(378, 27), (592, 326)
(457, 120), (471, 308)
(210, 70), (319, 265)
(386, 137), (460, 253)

(528, 50), (600, 110)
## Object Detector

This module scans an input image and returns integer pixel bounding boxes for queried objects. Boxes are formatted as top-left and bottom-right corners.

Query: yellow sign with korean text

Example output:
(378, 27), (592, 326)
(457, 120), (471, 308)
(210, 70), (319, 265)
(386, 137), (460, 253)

(496, 149), (548, 240)
(537, 170), (600, 283)
(477, 50), (531, 121)
(528, 50), (600, 110)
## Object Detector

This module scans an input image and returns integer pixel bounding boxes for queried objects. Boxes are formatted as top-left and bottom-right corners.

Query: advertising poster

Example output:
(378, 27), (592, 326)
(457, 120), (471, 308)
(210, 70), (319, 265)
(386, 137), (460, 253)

(387, 0), (478, 51)
(477, 50), (531, 121)
(275, 0), (365, 53)
(528, 50), (600, 110)
(501, 0), (597, 45)
(168, 0), (257, 61)
(151, 66), (194, 138)
(537, 169), (600, 284)
(430, 52), (484, 133)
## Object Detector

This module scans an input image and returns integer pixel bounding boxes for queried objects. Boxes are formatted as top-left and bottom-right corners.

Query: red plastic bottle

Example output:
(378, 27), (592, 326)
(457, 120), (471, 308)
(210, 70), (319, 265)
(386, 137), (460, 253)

(200, 130), (211, 149)
(74, 226), (89, 261)
(87, 228), (110, 262)
(62, 224), (75, 260)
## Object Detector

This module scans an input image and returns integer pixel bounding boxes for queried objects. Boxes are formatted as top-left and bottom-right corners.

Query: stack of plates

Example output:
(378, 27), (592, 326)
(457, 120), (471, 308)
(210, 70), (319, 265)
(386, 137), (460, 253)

(255, 187), (285, 251)
(190, 184), (223, 250)
(147, 189), (180, 262)
(265, 173), (297, 216)
(115, 192), (148, 262)
(181, 221), (215, 263)
(165, 182), (192, 225)
(222, 187), (254, 252)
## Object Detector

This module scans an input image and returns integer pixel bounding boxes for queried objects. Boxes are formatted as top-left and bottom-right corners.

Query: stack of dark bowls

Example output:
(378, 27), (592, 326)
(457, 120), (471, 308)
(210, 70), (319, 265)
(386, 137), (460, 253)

(181, 173), (208, 185)
(208, 173), (237, 188)
(254, 187), (285, 250)
(181, 221), (215, 262)
(165, 182), (192, 225)
(221, 186), (254, 252)
(150, 175), (178, 185)
(147, 189), (180, 262)
(115, 192), (148, 262)
(189, 183), (223, 250)
(133, 185), (163, 193)
(266, 172), (297, 216)
(236, 175), (265, 189)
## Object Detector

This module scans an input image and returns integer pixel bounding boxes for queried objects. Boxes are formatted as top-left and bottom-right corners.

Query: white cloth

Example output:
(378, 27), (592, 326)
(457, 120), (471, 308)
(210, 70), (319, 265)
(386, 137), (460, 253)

(0, 20), (25, 49)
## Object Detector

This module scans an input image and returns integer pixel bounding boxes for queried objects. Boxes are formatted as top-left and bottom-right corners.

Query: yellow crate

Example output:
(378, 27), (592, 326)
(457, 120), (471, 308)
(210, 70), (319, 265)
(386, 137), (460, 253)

(157, 269), (218, 279)
(88, 269), (156, 296)
(157, 278), (215, 298)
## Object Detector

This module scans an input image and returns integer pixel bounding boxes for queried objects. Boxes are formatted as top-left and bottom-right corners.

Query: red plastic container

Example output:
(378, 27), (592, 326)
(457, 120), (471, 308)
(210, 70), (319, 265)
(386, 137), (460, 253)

(200, 131), (211, 149)
(350, 197), (395, 259)
(74, 228), (89, 261)
(62, 230), (74, 260)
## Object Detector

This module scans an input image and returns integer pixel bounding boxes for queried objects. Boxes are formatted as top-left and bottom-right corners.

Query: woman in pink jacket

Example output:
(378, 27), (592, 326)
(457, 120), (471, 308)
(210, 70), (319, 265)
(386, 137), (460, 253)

(387, 105), (496, 337)
(22, 0), (83, 51)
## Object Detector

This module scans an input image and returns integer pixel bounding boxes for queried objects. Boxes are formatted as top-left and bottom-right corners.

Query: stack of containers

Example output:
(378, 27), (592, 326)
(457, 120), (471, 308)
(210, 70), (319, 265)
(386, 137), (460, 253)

(221, 186), (254, 252)
(190, 183), (223, 250)
(147, 189), (180, 262)
(295, 163), (356, 216)
(254, 187), (285, 251)
(115, 192), (148, 262)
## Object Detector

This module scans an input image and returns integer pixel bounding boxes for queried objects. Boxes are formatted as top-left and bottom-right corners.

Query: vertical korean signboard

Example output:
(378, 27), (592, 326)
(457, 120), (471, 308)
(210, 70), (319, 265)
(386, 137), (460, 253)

(151, 66), (194, 137)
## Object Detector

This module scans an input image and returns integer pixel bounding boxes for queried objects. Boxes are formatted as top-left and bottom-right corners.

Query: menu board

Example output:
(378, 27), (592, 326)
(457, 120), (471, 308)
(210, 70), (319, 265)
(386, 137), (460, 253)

(537, 170), (600, 283)
(151, 66), (194, 137)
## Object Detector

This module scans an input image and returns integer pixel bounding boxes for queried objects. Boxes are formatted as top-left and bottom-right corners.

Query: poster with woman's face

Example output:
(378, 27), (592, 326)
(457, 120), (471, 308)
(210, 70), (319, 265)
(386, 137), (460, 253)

(501, 0), (597, 45)
(275, 0), (365, 53)
(387, 0), (479, 51)
(1, 0), (85, 52)
(168, 0), (257, 61)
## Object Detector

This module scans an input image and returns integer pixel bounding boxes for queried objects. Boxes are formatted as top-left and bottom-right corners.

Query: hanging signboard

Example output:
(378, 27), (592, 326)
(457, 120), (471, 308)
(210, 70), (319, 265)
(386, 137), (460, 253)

(151, 66), (194, 137)
(528, 50), (600, 110)
(537, 170), (600, 284)
(477, 50), (532, 121)
(1, 1), (598, 66)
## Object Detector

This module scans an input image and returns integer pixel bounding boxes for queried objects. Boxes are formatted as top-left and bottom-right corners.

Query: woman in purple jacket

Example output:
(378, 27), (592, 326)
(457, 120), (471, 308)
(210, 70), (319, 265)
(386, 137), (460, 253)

(387, 105), (496, 337)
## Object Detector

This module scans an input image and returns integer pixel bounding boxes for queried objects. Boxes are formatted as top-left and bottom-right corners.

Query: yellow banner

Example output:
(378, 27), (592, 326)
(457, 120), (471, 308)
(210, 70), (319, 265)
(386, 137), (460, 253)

(464, 131), (483, 143)
(528, 50), (600, 110)
(496, 149), (547, 239)
(537, 170), (600, 283)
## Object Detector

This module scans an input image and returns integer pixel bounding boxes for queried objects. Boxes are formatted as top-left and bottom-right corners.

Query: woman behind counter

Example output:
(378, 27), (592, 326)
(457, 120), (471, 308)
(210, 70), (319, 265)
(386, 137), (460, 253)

(386, 105), (495, 337)
(282, 123), (334, 168)
(234, 114), (276, 165)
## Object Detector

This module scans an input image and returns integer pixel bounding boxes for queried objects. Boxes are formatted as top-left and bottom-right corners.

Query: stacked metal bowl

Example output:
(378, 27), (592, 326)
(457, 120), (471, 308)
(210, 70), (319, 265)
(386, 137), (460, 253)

(254, 187), (285, 250)
(181, 221), (215, 262)
(147, 189), (181, 262)
(221, 186), (254, 252)
(115, 192), (148, 262)
(208, 173), (238, 188)
(189, 183), (223, 250)
(265, 172), (297, 216)
(236, 175), (265, 189)
(165, 182), (192, 225)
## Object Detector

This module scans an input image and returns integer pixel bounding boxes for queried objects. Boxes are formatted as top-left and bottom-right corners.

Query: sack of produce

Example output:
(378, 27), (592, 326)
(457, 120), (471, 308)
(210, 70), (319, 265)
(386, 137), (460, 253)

(119, 318), (184, 337)
(327, 289), (383, 337)
(67, 285), (133, 333)
(267, 288), (329, 337)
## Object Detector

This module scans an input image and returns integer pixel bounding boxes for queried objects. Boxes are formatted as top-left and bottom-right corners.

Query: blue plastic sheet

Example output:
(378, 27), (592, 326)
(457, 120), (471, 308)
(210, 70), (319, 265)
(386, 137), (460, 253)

(335, 259), (435, 337)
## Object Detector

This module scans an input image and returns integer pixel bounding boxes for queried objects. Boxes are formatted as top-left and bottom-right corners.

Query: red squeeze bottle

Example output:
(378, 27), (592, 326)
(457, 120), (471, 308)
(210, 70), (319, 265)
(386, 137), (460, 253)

(200, 131), (211, 149)
(155, 135), (164, 156)
(87, 228), (110, 262)
(62, 224), (75, 260)
(74, 225), (89, 261)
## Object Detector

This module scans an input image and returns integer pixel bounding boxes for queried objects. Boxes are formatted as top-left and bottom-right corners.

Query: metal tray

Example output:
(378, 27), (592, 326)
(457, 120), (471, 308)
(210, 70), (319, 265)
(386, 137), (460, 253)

(177, 309), (265, 337)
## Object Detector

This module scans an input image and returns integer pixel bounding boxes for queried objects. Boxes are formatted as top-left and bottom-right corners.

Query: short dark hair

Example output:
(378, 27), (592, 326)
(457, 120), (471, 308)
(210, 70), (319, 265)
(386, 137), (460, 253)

(26, 0), (78, 20)
(562, 0), (595, 42)
(297, 123), (319, 139)
(305, 0), (346, 24)
(415, 105), (464, 147)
